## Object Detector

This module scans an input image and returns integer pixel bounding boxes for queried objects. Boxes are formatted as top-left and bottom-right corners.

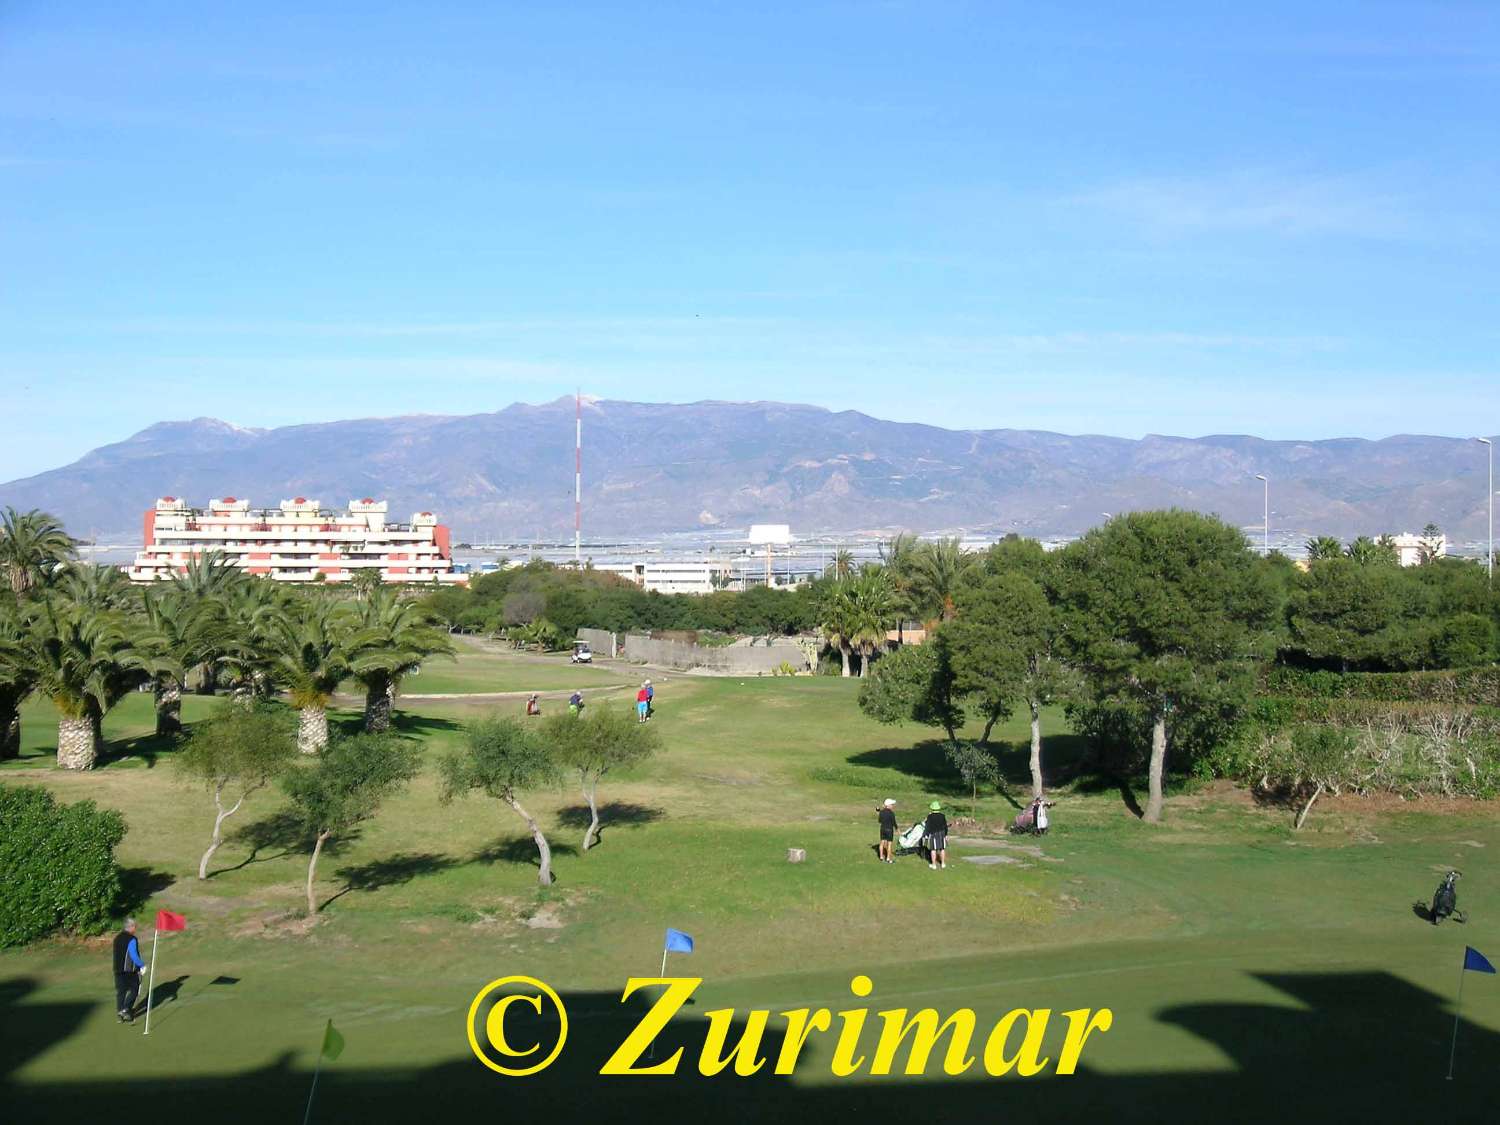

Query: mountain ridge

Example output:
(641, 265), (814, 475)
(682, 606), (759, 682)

(1, 399), (1492, 543)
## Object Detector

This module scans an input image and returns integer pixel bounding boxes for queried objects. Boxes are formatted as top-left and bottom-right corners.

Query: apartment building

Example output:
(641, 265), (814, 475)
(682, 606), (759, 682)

(126, 496), (465, 584)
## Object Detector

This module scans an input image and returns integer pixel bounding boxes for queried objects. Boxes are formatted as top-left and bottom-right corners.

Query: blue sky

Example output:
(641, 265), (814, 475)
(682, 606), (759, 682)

(2, 1), (1497, 481)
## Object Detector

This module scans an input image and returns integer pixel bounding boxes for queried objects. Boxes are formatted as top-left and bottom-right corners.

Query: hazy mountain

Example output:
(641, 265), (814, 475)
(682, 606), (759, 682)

(0, 398), (1492, 544)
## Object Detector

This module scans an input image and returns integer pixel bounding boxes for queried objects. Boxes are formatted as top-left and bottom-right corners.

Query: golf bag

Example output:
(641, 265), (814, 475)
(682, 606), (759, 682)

(894, 820), (928, 858)
(1013, 798), (1051, 835)
(1431, 871), (1462, 925)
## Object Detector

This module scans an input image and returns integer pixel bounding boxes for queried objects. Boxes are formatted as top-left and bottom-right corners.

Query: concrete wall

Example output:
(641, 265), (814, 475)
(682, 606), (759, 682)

(578, 629), (816, 674)
(575, 627), (618, 658)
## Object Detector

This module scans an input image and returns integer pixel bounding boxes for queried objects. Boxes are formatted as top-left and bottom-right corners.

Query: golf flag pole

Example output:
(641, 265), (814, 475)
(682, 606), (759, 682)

(304, 1019), (344, 1125)
(1448, 946), (1495, 1079)
(650, 929), (694, 1059)
(142, 928), (160, 1036)
(142, 909), (186, 1036)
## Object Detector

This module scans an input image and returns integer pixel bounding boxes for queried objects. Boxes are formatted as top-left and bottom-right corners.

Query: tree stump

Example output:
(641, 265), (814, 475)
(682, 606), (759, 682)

(787, 848), (806, 863)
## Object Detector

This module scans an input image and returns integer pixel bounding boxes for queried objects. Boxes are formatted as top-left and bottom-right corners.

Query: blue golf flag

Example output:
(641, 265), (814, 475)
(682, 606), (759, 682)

(664, 928), (694, 954)
(1464, 947), (1495, 974)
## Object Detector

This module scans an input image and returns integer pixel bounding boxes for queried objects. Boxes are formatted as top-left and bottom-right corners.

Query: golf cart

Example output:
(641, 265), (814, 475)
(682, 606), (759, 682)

(570, 641), (593, 664)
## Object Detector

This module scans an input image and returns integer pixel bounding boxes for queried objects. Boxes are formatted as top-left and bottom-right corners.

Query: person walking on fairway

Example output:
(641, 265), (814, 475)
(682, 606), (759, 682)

(113, 917), (146, 1023)
(644, 679), (654, 719)
(525, 693), (541, 717)
(569, 690), (584, 716)
(636, 684), (650, 723)
(877, 798), (898, 863)
(925, 800), (949, 869)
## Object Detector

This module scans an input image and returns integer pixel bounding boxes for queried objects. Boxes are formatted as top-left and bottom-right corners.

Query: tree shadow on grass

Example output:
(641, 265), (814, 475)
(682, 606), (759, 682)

(214, 810), (304, 874)
(392, 712), (464, 737)
(554, 802), (664, 846)
(101, 730), (183, 769)
(115, 867), (175, 916)
(322, 852), (460, 910)
(849, 740), (964, 795)
(472, 837), (580, 873)
(214, 811), (360, 877)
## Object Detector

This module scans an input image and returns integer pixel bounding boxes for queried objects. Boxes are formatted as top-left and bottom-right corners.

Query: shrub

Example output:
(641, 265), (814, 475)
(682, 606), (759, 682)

(1261, 665), (1500, 706)
(0, 784), (126, 947)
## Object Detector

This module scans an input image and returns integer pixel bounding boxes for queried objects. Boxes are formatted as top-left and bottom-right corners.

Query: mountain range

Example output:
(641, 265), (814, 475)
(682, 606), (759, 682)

(0, 398), (1493, 544)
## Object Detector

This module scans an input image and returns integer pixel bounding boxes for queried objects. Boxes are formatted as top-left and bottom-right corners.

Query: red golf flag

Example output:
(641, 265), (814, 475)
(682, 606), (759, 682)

(155, 910), (187, 932)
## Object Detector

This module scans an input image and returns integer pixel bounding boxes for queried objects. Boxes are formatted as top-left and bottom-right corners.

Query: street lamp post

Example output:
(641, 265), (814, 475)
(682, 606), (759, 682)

(1255, 474), (1269, 556)
(1480, 438), (1494, 585)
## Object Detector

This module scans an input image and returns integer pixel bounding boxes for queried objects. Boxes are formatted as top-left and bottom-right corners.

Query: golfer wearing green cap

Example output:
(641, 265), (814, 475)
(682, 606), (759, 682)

(924, 800), (949, 870)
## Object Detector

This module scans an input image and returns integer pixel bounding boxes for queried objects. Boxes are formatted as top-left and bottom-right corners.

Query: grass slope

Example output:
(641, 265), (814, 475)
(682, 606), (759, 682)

(4, 654), (1499, 1120)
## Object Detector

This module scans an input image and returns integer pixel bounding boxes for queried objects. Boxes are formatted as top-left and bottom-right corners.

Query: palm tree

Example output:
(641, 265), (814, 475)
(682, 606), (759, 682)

(171, 552), (250, 693)
(825, 548), (856, 581)
(0, 508), (76, 596)
(57, 563), (136, 612)
(1345, 535), (1393, 565)
(0, 607), (36, 759)
(139, 588), (201, 736)
(906, 538), (973, 625)
(349, 567), (384, 602)
(214, 583), (288, 707)
(879, 531), (921, 641)
(846, 567), (897, 676)
(815, 580), (857, 677)
(347, 589), (455, 731)
(1305, 535), (1343, 561)
(172, 550), (250, 600)
(270, 599), (355, 753)
(22, 597), (159, 769)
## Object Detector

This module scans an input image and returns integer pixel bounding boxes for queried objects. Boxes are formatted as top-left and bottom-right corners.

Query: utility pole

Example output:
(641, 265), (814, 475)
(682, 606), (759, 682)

(1255, 474), (1269, 556)
(1480, 438), (1493, 585)
(574, 390), (582, 566)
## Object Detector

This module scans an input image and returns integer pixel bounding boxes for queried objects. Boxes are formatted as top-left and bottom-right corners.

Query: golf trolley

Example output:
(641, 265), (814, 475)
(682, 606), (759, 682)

(1430, 870), (1466, 925)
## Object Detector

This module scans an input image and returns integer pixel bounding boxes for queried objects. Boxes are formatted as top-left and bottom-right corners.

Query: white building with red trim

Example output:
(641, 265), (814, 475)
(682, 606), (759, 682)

(127, 496), (465, 584)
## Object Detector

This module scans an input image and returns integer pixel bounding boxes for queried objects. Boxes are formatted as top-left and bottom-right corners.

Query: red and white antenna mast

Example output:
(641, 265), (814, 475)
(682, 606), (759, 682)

(574, 390), (582, 565)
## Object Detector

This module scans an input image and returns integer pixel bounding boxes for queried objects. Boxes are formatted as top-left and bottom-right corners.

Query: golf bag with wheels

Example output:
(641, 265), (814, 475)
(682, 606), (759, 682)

(894, 820), (928, 858)
(1431, 870), (1462, 925)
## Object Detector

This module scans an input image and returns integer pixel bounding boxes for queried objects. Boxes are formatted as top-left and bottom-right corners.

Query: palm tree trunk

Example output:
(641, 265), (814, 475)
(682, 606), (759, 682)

(1029, 698), (1044, 798)
(154, 678), (183, 737)
(56, 714), (98, 770)
(506, 794), (554, 885)
(839, 645), (851, 677)
(1144, 711), (1168, 823)
(306, 830), (331, 914)
(297, 704), (329, 754)
(364, 676), (394, 733)
(581, 775), (601, 852)
(198, 782), (247, 879)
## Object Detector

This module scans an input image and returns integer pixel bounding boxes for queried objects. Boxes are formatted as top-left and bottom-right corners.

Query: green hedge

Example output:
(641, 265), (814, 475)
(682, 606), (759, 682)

(0, 785), (126, 948)
(1261, 665), (1500, 706)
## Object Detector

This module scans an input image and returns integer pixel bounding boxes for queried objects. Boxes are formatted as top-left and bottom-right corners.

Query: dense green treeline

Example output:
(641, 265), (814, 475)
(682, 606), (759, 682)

(416, 560), (822, 638)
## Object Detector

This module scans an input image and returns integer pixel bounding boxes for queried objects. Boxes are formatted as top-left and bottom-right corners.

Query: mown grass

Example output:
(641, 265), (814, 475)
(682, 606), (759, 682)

(5, 652), (1500, 1120)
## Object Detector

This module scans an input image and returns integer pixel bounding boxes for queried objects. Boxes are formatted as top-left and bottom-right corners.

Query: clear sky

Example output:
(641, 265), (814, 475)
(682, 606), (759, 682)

(2, 2), (1497, 481)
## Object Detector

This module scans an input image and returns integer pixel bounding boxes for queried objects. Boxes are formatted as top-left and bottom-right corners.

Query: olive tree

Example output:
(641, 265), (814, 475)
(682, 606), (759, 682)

(544, 705), (660, 851)
(176, 705), (298, 879)
(282, 732), (419, 914)
(440, 715), (561, 885)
